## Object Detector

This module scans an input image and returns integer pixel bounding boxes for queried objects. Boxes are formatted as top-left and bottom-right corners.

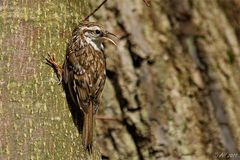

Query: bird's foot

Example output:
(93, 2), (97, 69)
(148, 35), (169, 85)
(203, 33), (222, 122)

(44, 54), (63, 84)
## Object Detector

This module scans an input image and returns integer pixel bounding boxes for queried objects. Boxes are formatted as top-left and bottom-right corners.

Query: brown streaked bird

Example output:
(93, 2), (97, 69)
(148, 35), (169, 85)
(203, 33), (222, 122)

(63, 22), (116, 149)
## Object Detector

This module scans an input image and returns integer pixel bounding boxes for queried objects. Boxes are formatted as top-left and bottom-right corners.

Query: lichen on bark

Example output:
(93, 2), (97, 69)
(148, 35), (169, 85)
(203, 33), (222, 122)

(0, 0), (101, 159)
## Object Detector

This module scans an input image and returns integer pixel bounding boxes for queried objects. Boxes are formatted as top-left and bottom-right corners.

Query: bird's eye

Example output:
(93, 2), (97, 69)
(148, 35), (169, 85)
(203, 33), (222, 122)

(95, 29), (101, 34)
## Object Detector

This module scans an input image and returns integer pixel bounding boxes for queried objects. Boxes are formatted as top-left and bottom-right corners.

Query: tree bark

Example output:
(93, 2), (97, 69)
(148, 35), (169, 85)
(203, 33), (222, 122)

(1, 0), (240, 160)
(0, 0), (101, 159)
(90, 0), (240, 159)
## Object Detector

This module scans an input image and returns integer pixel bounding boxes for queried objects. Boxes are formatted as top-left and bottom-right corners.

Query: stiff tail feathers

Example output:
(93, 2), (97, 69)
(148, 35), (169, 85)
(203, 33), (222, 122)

(82, 101), (94, 149)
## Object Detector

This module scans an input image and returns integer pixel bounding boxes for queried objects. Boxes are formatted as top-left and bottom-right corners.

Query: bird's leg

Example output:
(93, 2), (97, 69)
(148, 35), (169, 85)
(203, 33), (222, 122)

(44, 54), (63, 84)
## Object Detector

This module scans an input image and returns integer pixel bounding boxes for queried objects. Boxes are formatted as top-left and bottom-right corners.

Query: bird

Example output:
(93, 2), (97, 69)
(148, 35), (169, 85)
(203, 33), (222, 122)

(62, 21), (117, 149)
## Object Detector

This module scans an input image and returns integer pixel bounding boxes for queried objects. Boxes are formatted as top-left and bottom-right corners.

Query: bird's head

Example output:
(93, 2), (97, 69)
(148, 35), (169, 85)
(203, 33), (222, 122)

(72, 22), (117, 51)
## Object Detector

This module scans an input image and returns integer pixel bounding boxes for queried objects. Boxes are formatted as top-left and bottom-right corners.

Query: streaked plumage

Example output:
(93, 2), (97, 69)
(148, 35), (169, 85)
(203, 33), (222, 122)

(62, 22), (116, 148)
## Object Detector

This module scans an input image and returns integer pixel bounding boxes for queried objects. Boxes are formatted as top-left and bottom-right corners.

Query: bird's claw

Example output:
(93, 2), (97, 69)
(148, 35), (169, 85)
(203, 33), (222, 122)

(57, 77), (62, 85)
(44, 54), (63, 84)
(44, 53), (56, 67)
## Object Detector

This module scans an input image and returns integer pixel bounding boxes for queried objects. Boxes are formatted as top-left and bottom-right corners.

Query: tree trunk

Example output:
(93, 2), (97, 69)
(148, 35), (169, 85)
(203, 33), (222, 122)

(91, 0), (240, 159)
(1, 0), (240, 160)
(0, 0), (101, 159)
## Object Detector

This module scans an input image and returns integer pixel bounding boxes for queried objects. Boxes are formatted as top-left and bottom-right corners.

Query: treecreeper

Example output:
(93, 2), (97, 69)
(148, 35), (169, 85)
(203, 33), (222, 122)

(45, 21), (117, 149)
(46, 20), (118, 151)
(63, 21), (117, 149)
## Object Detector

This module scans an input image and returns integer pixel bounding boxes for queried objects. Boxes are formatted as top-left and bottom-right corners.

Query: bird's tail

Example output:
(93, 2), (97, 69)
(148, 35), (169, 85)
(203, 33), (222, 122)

(82, 101), (94, 149)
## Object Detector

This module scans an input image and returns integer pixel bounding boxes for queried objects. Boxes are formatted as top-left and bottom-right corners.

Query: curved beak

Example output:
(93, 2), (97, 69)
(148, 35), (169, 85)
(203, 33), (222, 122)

(101, 31), (118, 46)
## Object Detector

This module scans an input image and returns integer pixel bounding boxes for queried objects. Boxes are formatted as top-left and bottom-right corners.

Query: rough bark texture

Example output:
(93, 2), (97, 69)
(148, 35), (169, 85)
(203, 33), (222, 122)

(92, 0), (240, 160)
(1, 0), (240, 160)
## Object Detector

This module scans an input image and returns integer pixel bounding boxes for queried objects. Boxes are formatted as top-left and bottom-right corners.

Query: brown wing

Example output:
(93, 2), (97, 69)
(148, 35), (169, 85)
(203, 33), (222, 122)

(63, 45), (106, 114)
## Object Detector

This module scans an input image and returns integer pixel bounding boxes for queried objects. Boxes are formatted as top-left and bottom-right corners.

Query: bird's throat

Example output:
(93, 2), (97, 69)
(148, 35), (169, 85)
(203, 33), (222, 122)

(85, 37), (104, 51)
